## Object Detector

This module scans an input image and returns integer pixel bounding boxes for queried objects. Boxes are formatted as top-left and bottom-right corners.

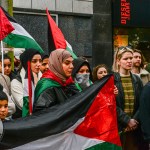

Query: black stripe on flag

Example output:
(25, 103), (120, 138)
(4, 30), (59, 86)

(0, 75), (112, 149)
(0, 6), (17, 23)
(47, 18), (56, 53)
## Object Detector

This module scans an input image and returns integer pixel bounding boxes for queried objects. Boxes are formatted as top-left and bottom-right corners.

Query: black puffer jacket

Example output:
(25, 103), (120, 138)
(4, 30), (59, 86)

(114, 72), (143, 131)
(33, 84), (79, 112)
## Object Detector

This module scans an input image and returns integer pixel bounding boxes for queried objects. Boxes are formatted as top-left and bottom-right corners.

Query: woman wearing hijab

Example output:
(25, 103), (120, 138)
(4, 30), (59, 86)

(72, 58), (93, 91)
(33, 49), (79, 112)
(11, 49), (42, 118)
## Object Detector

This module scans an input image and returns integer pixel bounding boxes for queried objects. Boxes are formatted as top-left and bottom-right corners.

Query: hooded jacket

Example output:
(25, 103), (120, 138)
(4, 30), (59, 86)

(72, 58), (92, 81)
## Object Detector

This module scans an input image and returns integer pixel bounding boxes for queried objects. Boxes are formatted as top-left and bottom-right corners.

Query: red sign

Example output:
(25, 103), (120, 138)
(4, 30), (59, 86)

(120, 0), (130, 25)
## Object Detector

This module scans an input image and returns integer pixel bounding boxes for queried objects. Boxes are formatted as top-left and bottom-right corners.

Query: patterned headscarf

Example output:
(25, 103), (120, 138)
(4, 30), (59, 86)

(48, 49), (72, 82)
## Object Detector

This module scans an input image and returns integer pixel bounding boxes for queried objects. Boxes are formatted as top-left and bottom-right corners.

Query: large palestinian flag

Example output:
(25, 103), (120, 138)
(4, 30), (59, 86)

(0, 75), (122, 150)
(46, 9), (77, 58)
(0, 6), (43, 53)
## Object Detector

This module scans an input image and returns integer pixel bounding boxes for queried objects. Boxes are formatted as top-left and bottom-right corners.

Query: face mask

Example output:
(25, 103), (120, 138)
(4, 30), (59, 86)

(75, 73), (90, 89)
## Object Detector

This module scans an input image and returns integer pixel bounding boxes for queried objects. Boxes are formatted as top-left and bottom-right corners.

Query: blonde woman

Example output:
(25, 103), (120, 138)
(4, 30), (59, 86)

(112, 47), (146, 150)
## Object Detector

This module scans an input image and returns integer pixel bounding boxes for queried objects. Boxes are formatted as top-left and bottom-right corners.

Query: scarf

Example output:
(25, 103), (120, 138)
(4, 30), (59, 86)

(42, 70), (74, 87)
(48, 49), (72, 82)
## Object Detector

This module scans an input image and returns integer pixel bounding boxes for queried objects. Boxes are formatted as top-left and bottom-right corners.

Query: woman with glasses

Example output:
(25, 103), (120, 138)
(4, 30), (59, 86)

(112, 47), (145, 150)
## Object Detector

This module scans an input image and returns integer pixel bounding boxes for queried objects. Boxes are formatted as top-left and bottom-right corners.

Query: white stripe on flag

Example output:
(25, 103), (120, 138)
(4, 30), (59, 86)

(10, 22), (34, 40)
(11, 118), (103, 150)
(24, 79), (35, 105)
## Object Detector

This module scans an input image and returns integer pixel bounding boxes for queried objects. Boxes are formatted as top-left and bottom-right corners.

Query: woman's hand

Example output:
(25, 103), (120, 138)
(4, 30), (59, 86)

(125, 119), (139, 132)
(114, 85), (118, 95)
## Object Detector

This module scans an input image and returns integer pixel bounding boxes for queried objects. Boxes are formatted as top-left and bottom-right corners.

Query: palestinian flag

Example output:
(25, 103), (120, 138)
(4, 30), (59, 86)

(0, 75), (122, 150)
(0, 6), (43, 53)
(46, 8), (77, 58)
(0, 7), (14, 40)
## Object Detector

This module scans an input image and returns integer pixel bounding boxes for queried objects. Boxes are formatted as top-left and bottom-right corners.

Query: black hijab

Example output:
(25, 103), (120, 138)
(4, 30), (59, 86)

(20, 49), (41, 70)
(72, 58), (93, 81)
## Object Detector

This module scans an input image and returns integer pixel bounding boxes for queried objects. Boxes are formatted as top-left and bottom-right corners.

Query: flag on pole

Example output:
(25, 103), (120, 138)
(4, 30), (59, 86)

(0, 75), (122, 150)
(0, 6), (43, 53)
(0, 7), (14, 41)
(0, 7), (14, 75)
(46, 8), (77, 58)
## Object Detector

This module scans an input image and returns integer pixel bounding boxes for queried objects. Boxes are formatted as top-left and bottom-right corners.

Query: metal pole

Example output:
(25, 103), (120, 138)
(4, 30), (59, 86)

(1, 41), (4, 75)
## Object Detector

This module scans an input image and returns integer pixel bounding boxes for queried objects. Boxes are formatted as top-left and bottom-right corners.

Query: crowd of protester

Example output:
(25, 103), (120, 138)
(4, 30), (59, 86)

(0, 46), (150, 150)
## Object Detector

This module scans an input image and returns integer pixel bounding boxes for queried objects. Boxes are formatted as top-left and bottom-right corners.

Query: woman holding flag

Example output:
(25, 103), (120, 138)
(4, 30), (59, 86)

(33, 49), (79, 112)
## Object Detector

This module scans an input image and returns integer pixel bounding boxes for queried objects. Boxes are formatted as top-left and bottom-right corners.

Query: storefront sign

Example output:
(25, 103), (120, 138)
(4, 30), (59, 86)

(120, 0), (130, 25)
(113, 0), (150, 27)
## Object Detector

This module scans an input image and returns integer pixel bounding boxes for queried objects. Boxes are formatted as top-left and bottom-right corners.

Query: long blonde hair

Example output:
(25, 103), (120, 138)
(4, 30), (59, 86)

(112, 47), (133, 72)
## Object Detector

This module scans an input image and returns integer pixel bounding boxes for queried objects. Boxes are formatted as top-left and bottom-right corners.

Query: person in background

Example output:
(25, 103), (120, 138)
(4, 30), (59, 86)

(72, 58), (93, 91)
(0, 74), (11, 95)
(92, 64), (108, 82)
(93, 64), (118, 95)
(0, 74), (16, 118)
(0, 54), (16, 81)
(0, 89), (9, 121)
(40, 53), (49, 73)
(14, 49), (23, 74)
(0, 83), (15, 120)
(131, 49), (150, 85)
(139, 81), (150, 149)
(33, 49), (79, 112)
(112, 46), (145, 150)
(11, 49), (42, 118)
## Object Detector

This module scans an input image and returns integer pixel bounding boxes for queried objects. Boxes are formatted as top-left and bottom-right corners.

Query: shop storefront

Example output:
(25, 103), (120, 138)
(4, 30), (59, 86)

(112, 0), (150, 62)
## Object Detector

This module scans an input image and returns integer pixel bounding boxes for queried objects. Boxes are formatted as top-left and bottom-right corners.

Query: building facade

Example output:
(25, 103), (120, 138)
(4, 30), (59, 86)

(13, 0), (93, 63)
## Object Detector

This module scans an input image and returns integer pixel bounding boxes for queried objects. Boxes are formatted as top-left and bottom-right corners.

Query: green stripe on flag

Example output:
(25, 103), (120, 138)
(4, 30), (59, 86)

(34, 78), (61, 104)
(66, 45), (77, 59)
(22, 96), (29, 117)
(3, 33), (43, 53)
(86, 142), (122, 150)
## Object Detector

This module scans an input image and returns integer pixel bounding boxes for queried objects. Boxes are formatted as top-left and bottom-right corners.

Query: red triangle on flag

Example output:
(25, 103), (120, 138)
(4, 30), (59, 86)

(46, 8), (66, 50)
(74, 76), (121, 147)
(0, 7), (14, 41)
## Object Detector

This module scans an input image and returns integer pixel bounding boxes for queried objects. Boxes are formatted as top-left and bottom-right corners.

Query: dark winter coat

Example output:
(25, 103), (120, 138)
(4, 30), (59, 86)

(139, 82), (150, 142)
(114, 72), (143, 131)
